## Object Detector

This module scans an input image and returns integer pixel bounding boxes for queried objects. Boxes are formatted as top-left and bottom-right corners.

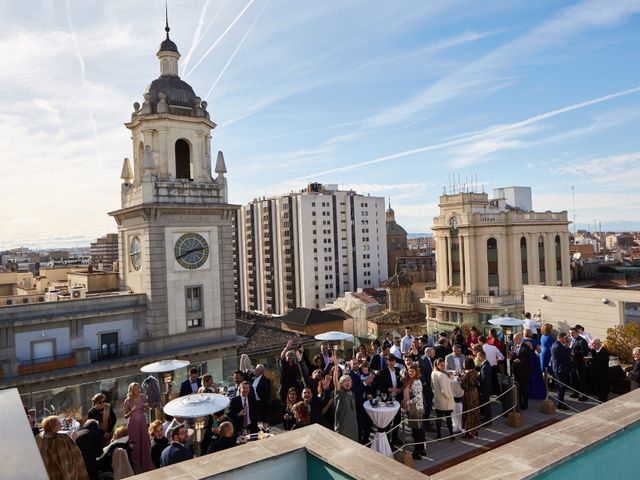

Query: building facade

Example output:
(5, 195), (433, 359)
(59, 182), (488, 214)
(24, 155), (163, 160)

(236, 183), (388, 315)
(89, 233), (119, 270)
(421, 187), (571, 330)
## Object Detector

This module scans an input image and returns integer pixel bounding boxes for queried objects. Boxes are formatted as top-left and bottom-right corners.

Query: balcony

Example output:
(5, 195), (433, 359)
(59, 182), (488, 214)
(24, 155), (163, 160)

(90, 343), (139, 363)
(421, 290), (523, 307)
(18, 352), (77, 376)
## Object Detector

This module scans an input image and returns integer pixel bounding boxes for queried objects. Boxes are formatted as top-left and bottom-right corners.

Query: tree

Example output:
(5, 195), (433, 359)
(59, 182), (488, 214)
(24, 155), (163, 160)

(605, 323), (640, 364)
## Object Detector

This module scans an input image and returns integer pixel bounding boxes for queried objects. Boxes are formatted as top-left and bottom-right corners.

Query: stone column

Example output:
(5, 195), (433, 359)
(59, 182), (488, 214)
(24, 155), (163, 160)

(529, 233), (540, 285)
(463, 234), (473, 294)
(561, 231), (571, 286)
(545, 233), (556, 286)
(157, 127), (169, 179)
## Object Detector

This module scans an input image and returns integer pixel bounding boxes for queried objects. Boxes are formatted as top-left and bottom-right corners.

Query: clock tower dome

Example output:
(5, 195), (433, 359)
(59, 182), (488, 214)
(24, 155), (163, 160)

(109, 22), (238, 351)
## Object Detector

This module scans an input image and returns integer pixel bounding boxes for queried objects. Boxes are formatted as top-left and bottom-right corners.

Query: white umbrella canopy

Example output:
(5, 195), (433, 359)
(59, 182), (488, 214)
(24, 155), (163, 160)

(488, 317), (525, 327)
(314, 331), (353, 341)
(140, 359), (190, 373)
(163, 393), (230, 418)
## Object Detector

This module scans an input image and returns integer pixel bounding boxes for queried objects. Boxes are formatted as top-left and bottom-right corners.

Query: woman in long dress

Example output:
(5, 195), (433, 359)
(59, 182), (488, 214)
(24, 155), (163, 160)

(461, 358), (480, 438)
(523, 330), (547, 400)
(124, 382), (154, 472)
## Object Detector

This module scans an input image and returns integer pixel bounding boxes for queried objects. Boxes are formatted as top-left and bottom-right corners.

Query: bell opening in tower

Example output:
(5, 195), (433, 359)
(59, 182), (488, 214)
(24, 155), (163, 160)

(175, 139), (191, 180)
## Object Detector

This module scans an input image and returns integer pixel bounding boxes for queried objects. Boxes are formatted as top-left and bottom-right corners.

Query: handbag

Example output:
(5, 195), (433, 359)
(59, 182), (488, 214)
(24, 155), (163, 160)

(408, 401), (423, 421)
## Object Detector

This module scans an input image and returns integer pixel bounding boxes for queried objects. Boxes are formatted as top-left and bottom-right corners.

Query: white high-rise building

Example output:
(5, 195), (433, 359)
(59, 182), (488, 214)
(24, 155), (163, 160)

(236, 183), (388, 315)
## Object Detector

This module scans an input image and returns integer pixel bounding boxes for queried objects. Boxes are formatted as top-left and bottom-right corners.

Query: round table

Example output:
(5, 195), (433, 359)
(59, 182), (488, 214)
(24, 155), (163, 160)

(363, 400), (400, 457)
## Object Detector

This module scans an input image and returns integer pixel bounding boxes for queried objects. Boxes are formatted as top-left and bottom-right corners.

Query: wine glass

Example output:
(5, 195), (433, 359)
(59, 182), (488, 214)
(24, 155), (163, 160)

(381, 392), (387, 402)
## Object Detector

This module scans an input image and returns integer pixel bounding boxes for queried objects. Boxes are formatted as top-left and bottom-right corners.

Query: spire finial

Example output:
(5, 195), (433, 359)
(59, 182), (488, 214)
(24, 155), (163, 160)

(165, 0), (170, 39)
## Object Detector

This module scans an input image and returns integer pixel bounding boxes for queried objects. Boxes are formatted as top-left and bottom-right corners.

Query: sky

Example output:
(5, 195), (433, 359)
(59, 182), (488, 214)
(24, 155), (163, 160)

(1, 0), (640, 249)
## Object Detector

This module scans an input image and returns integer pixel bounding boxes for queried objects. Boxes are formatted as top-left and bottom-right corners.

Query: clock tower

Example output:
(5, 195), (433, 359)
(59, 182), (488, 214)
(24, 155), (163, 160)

(109, 23), (238, 351)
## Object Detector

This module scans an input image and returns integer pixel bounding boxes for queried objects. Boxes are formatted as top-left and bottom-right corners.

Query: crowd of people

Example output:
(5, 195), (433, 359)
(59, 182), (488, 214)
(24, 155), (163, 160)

(28, 320), (640, 477)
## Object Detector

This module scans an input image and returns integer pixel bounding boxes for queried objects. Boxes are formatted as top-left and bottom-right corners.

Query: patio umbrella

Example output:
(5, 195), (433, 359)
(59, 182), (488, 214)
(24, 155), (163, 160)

(314, 331), (353, 341)
(140, 359), (190, 373)
(163, 393), (230, 418)
(488, 317), (525, 327)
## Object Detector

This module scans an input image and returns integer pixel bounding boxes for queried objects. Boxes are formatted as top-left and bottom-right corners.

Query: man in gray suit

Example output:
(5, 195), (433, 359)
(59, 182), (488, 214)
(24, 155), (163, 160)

(444, 344), (466, 372)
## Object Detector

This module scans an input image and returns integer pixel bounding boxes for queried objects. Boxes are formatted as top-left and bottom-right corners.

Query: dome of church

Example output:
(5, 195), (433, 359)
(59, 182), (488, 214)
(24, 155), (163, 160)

(145, 76), (198, 109)
(159, 37), (178, 53)
(386, 221), (407, 236)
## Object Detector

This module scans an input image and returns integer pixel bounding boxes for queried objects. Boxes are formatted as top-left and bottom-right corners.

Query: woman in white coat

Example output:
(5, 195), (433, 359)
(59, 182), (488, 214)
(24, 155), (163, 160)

(431, 358), (455, 441)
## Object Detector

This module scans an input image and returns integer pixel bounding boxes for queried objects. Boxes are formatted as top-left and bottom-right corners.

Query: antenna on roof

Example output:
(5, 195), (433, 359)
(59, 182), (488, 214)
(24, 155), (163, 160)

(165, 0), (171, 39)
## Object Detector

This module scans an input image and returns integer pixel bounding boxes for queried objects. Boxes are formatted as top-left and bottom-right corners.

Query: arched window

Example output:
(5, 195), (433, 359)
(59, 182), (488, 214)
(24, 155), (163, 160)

(487, 238), (498, 289)
(555, 235), (562, 283)
(175, 139), (191, 179)
(520, 237), (528, 285)
(538, 236), (545, 284)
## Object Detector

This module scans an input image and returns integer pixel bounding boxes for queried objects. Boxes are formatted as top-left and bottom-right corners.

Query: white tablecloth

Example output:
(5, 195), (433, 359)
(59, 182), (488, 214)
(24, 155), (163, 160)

(363, 400), (400, 457)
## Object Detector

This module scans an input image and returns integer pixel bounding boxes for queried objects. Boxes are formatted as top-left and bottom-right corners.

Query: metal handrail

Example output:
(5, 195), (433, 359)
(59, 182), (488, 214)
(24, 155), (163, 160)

(19, 352), (75, 367)
(90, 342), (139, 362)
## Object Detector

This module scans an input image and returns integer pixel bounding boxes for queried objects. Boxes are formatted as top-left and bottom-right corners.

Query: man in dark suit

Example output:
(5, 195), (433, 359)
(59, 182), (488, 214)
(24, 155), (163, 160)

(251, 364), (271, 423)
(229, 381), (259, 436)
(348, 356), (373, 444)
(420, 347), (435, 432)
(160, 424), (193, 467)
(477, 351), (493, 422)
(207, 421), (236, 454)
(569, 327), (589, 401)
(370, 345), (389, 372)
(434, 336), (452, 361)
(551, 332), (571, 409)
(588, 338), (610, 402)
(319, 342), (332, 369)
(374, 355), (402, 445)
(512, 334), (532, 410)
(179, 367), (201, 397)
(75, 419), (102, 480)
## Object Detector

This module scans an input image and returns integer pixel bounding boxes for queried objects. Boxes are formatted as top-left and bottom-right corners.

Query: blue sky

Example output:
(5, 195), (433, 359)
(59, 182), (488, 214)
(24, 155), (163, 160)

(1, 0), (640, 249)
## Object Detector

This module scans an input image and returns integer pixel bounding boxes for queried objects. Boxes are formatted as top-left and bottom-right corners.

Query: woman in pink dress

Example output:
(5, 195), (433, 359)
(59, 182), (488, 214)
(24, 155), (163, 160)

(124, 382), (155, 472)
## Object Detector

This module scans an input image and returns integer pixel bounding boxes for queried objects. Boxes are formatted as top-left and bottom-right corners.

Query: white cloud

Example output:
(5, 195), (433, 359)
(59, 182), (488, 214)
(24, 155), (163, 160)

(364, 0), (640, 129)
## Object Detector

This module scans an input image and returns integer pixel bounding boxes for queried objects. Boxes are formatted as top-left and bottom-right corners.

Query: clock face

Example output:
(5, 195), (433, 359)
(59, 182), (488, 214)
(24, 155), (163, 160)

(129, 235), (142, 271)
(174, 233), (209, 269)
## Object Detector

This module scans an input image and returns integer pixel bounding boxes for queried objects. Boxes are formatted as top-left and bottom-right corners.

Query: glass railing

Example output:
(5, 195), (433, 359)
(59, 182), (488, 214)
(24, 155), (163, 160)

(18, 340), (356, 429)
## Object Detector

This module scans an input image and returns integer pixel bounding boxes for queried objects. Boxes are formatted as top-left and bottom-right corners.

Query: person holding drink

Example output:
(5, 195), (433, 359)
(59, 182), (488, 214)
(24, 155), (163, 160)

(124, 382), (155, 472)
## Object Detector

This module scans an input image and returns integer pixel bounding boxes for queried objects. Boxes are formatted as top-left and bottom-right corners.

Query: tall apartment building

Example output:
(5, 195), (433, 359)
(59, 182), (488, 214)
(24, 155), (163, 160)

(421, 186), (571, 330)
(89, 233), (118, 270)
(237, 183), (388, 315)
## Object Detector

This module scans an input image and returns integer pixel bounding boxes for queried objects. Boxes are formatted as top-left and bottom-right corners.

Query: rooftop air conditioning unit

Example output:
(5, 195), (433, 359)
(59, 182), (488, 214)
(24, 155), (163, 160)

(70, 287), (87, 299)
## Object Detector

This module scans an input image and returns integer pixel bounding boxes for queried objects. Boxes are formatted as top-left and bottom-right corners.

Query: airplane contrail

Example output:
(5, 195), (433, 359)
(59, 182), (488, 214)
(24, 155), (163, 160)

(184, 0), (255, 79)
(180, 0), (214, 76)
(291, 85), (640, 180)
(204, 0), (270, 100)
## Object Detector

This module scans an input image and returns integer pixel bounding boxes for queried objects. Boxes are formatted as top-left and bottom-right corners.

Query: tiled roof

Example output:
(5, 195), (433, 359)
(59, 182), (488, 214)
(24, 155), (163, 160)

(349, 292), (379, 304)
(281, 307), (351, 327)
(237, 318), (315, 354)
